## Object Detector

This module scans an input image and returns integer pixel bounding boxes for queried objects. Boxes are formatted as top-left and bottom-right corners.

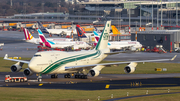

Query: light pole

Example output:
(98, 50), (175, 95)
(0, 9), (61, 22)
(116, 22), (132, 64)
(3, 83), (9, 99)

(152, 0), (153, 30)
(42, 2), (45, 23)
(134, 21), (138, 41)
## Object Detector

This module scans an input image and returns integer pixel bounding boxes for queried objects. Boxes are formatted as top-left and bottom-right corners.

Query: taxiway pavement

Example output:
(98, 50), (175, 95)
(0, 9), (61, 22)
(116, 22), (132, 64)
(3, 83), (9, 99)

(0, 72), (180, 90)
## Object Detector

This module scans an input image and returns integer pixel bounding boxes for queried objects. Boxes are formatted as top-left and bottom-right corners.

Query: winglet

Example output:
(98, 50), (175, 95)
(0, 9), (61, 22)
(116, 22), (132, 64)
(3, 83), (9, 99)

(171, 55), (177, 61)
(4, 54), (8, 59)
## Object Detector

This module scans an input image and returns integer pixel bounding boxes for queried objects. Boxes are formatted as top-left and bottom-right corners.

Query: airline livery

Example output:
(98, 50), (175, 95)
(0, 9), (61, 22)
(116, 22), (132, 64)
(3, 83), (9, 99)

(23, 28), (73, 44)
(38, 28), (91, 49)
(111, 25), (121, 34)
(4, 21), (176, 82)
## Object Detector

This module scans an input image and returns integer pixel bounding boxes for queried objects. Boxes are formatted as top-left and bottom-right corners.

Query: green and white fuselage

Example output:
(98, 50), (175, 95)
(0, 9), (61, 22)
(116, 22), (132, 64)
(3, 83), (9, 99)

(29, 48), (109, 74)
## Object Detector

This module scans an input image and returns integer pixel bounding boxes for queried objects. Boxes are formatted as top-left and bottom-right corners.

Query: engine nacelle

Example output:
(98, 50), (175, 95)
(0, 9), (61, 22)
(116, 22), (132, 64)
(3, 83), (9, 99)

(89, 69), (100, 77)
(124, 62), (137, 73)
(23, 68), (33, 76)
(11, 64), (22, 72)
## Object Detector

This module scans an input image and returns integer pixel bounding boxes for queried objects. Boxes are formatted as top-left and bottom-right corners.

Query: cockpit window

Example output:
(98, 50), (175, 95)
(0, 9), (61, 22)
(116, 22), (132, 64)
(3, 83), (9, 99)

(34, 54), (41, 57)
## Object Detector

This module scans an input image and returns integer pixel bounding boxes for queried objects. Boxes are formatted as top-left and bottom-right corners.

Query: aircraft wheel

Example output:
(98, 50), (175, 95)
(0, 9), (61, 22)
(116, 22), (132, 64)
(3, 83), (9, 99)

(51, 75), (55, 78)
(67, 74), (71, 78)
(78, 75), (82, 78)
(75, 75), (78, 78)
(64, 75), (67, 78)
(81, 75), (87, 79)
(84, 75), (87, 79)
(81, 75), (84, 79)
(55, 74), (58, 78)
(38, 78), (42, 82)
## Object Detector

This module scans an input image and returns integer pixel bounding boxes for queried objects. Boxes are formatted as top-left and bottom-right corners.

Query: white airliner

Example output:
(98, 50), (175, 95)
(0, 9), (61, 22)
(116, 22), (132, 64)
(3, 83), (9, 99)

(4, 21), (176, 82)
(37, 21), (76, 35)
(0, 43), (4, 46)
(23, 28), (73, 44)
(93, 31), (142, 51)
(38, 29), (91, 49)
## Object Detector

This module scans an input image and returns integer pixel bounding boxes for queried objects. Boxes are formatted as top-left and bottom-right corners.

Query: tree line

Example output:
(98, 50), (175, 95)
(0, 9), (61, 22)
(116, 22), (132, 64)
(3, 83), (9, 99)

(0, 0), (82, 16)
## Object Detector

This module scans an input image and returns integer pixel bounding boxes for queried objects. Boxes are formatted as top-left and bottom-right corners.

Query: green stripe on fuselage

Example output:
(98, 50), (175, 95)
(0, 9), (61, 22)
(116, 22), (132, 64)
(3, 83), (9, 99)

(41, 50), (101, 74)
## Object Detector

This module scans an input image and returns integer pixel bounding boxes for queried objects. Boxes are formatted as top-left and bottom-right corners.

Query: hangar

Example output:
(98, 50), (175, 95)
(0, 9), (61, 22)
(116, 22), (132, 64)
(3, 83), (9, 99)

(131, 30), (180, 51)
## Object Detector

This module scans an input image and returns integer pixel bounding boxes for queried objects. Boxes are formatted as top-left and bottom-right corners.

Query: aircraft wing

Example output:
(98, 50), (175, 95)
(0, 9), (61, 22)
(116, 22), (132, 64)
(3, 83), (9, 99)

(3, 54), (30, 64)
(65, 55), (177, 71)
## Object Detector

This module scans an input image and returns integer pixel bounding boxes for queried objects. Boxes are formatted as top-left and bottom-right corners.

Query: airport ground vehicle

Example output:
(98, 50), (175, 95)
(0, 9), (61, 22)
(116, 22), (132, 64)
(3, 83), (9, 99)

(5, 75), (27, 82)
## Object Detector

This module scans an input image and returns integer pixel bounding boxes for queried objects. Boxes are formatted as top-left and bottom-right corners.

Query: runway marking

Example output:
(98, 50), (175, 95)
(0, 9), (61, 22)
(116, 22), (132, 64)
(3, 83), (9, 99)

(39, 83), (43, 86)
(105, 84), (110, 89)
(104, 92), (180, 101)
(110, 84), (178, 86)
(28, 80), (37, 82)
(28, 80), (56, 84)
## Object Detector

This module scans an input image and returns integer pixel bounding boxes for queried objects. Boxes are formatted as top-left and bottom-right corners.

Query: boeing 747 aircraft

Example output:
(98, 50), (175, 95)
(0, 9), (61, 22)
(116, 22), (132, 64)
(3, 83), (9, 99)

(4, 21), (176, 82)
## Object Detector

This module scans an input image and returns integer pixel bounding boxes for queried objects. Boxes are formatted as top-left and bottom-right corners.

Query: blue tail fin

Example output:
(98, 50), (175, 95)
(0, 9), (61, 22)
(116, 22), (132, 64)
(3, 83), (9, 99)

(76, 25), (87, 38)
(37, 21), (49, 34)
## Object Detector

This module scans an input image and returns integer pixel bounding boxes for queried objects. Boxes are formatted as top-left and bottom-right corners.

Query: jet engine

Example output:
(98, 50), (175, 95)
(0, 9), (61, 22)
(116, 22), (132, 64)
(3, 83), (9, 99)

(23, 68), (33, 76)
(11, 62), (23, 72)
(89, 69), (100, 77)
(124, 62), (137, 73)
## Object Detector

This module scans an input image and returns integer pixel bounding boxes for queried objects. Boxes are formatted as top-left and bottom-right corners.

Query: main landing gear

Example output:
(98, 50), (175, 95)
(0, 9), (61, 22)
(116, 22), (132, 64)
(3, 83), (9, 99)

(64, 73), (88, 79)
(64, 73), (71, 78)
(75, 74), (87, 79)
(51, 74), (58, 78)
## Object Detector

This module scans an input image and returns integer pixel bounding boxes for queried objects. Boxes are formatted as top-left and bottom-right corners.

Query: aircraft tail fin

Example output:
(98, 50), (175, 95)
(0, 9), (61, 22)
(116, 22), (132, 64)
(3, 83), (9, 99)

(93, 31), (99, 43)
(76, 25), (87, 38)
(76, 25), (86, 33)
(37, 21), (49, 34)
(95, 21), (111, 50)
(94, 27), (101, 33)
(111, 25), (121, 34)
(37, 29), (52, 48)
(23, 28), (35, 41)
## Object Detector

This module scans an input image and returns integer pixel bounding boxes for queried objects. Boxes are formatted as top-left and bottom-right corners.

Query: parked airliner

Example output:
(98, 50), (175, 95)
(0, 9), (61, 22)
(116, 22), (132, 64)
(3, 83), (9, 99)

(37, 21), (76, 35)
(23, 28), (73, 44)
(93, 31), (142, 51)
(38, 26), (91, 49)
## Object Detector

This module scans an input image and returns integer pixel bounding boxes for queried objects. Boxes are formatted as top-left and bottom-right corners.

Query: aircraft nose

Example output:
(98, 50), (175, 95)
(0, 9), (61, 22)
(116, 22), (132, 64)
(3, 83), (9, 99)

(28, 62), (36, 72)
